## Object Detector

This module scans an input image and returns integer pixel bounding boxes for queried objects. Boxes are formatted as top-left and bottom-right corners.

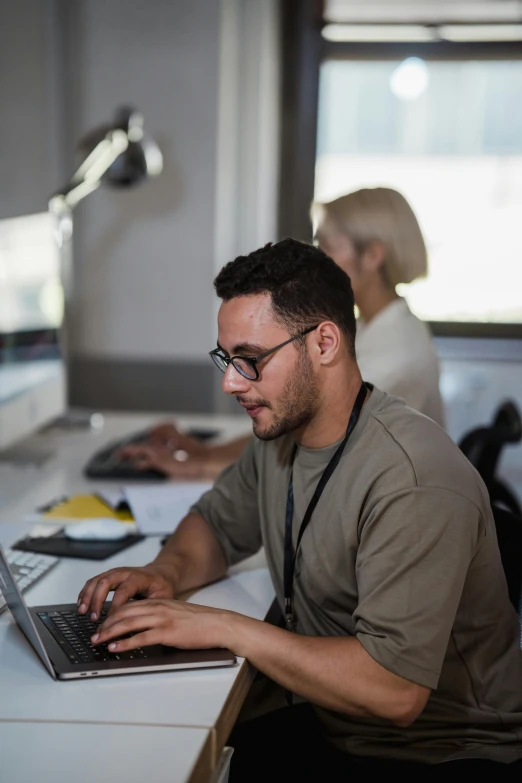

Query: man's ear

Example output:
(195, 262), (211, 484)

(361, 240), (386, 274)
(312, 322), (341, 366)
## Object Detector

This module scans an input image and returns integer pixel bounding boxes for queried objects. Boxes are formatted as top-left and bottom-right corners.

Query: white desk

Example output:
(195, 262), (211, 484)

(0, 541), (273, 729)
(1, 722), (214, 783)
(0, 409), (253, 519)
(0, 412), (274, 782)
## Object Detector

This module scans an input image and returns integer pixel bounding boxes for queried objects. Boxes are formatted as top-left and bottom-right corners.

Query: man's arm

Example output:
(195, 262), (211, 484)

(153, 512), (229, 594)
(80, 435), (261, 619)
(231, 615), (431, 726)
(84, 502), (429, 724)
(92, 596), (430, 726)
(77, 513), (229, 619)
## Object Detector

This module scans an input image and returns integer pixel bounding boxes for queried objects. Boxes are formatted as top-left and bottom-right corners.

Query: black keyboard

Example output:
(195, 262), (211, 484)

(83, 426), (219, 481)
(84, 429), (165, 480)
(37, 608), (150, 664)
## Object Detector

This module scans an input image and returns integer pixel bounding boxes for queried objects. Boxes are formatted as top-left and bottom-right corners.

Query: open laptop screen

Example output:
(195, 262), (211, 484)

(0, 544), (56, 678)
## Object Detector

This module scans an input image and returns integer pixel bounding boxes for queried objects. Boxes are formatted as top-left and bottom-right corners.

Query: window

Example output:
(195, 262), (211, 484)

(315, 54), (522, 331)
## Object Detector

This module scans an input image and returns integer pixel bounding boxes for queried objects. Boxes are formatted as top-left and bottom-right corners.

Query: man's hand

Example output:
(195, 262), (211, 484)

(77, 563), (177, 621)
(90, 597), (237, 653)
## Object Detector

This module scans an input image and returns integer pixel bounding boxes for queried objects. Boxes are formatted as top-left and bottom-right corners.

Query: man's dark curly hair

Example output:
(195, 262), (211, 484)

(214, 238), (356, 355)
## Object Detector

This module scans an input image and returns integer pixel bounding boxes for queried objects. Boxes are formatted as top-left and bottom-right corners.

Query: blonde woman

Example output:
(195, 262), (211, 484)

(122, 187), (444, 478)
(311, 187), (444, 427)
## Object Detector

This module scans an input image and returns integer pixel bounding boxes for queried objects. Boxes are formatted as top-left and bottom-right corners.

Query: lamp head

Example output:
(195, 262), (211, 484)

(77, 105), (163, 187)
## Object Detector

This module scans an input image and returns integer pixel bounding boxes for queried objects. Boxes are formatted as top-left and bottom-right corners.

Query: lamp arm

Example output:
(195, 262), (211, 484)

(47, 129), (129, 332)
(48, 128), (129, 214)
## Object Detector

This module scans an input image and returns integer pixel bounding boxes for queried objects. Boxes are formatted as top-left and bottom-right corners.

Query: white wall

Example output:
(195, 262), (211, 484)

(62, 0), (280, 368)
(64, 0), (223, 361)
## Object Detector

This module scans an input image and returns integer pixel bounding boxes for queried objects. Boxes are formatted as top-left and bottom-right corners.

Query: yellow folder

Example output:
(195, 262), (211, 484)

(42, 494), (134, 522)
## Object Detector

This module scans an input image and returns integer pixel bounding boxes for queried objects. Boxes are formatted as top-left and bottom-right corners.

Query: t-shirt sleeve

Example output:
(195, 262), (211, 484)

(354, 487), (483, 689)
(189, 437), (262, 567)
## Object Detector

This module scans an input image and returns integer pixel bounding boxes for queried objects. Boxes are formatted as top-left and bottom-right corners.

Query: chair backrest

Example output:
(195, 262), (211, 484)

(458, 400), (522, 516)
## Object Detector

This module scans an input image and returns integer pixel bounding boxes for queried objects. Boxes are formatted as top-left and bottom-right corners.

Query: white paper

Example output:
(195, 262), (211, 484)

(124, 482), (212, 536)
(94, 488), (126, 510)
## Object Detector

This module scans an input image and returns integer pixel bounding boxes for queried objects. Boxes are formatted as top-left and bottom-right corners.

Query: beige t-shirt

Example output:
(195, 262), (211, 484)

(192, 388), (522, 763)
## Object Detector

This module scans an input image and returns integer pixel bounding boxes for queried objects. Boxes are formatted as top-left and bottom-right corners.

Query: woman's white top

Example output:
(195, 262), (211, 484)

(356, 298), (445, 427)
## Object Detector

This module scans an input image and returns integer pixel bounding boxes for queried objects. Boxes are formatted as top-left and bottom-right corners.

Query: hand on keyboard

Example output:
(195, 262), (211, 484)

(83, 426), (219, 481)
(84, 433), (168, 481)
(118, 442), (218, 480)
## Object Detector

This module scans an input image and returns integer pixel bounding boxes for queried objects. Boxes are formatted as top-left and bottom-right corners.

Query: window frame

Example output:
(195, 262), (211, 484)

(278, 10), (522, 339)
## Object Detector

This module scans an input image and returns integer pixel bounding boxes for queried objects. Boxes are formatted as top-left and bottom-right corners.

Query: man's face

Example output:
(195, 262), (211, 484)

(216, 294), (320, 441)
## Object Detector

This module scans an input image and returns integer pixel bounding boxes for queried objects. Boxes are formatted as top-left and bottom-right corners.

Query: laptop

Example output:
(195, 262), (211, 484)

(0, 544), (237, 680)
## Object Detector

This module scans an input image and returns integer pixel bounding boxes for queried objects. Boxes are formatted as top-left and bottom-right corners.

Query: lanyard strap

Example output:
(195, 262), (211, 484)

(283, 381), (368, 631)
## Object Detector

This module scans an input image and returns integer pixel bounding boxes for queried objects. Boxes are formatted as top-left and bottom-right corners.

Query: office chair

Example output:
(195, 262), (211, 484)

(458, 400), (522, 517)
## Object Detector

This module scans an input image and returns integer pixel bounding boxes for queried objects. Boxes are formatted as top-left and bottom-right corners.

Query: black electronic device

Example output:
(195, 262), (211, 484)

(13, 530), (145, 561)
(83, 426), (219, 481)
(0, 543), (237, 680)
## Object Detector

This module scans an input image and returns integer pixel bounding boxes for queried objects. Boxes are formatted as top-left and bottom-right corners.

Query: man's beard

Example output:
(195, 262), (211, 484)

(252, 350), (319, 441)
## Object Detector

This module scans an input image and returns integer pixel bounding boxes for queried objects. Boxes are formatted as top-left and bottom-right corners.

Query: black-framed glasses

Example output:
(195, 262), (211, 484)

(209, 324), (319, 381)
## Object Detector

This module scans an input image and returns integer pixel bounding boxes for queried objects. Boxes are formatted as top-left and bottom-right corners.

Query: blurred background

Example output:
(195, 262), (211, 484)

(0, 0), (521, 490)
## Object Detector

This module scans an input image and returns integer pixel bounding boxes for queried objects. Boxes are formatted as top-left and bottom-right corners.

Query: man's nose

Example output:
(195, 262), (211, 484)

(222, 364), (251, 395)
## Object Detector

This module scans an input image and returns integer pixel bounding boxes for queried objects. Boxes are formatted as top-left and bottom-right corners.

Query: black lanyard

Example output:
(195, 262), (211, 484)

(283, 381), (368, 632)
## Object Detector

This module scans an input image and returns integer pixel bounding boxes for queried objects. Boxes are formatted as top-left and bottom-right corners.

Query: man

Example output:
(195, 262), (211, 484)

(78, 238), (522, 776)
(118, 187), (444, 480)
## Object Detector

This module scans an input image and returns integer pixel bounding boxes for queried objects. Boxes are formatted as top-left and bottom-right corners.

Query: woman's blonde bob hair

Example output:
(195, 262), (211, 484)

(311, 187), (427, 288)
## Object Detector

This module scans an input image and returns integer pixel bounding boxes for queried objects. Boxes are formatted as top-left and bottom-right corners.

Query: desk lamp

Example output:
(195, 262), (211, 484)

(49, 105), (163, 427)
(49, 105), (163, 215)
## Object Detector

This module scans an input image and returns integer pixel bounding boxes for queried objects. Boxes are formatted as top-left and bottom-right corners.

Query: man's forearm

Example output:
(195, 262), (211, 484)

(227, 615), (430, 726)
(152, 513), (229, 596)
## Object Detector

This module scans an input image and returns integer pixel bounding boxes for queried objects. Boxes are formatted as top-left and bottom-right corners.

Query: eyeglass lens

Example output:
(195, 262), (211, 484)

(231, 357), (256, 380)
(210, 352), (256, 380)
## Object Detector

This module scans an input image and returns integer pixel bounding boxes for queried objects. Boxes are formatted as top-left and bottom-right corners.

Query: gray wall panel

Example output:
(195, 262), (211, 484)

(0, 0), (62, 219)
(69, 358), (216, 413)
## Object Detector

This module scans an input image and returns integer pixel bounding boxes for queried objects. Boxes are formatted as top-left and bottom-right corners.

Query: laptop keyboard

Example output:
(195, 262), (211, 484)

(37, 608), (150, 665)
(0, 549), (59, 615)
